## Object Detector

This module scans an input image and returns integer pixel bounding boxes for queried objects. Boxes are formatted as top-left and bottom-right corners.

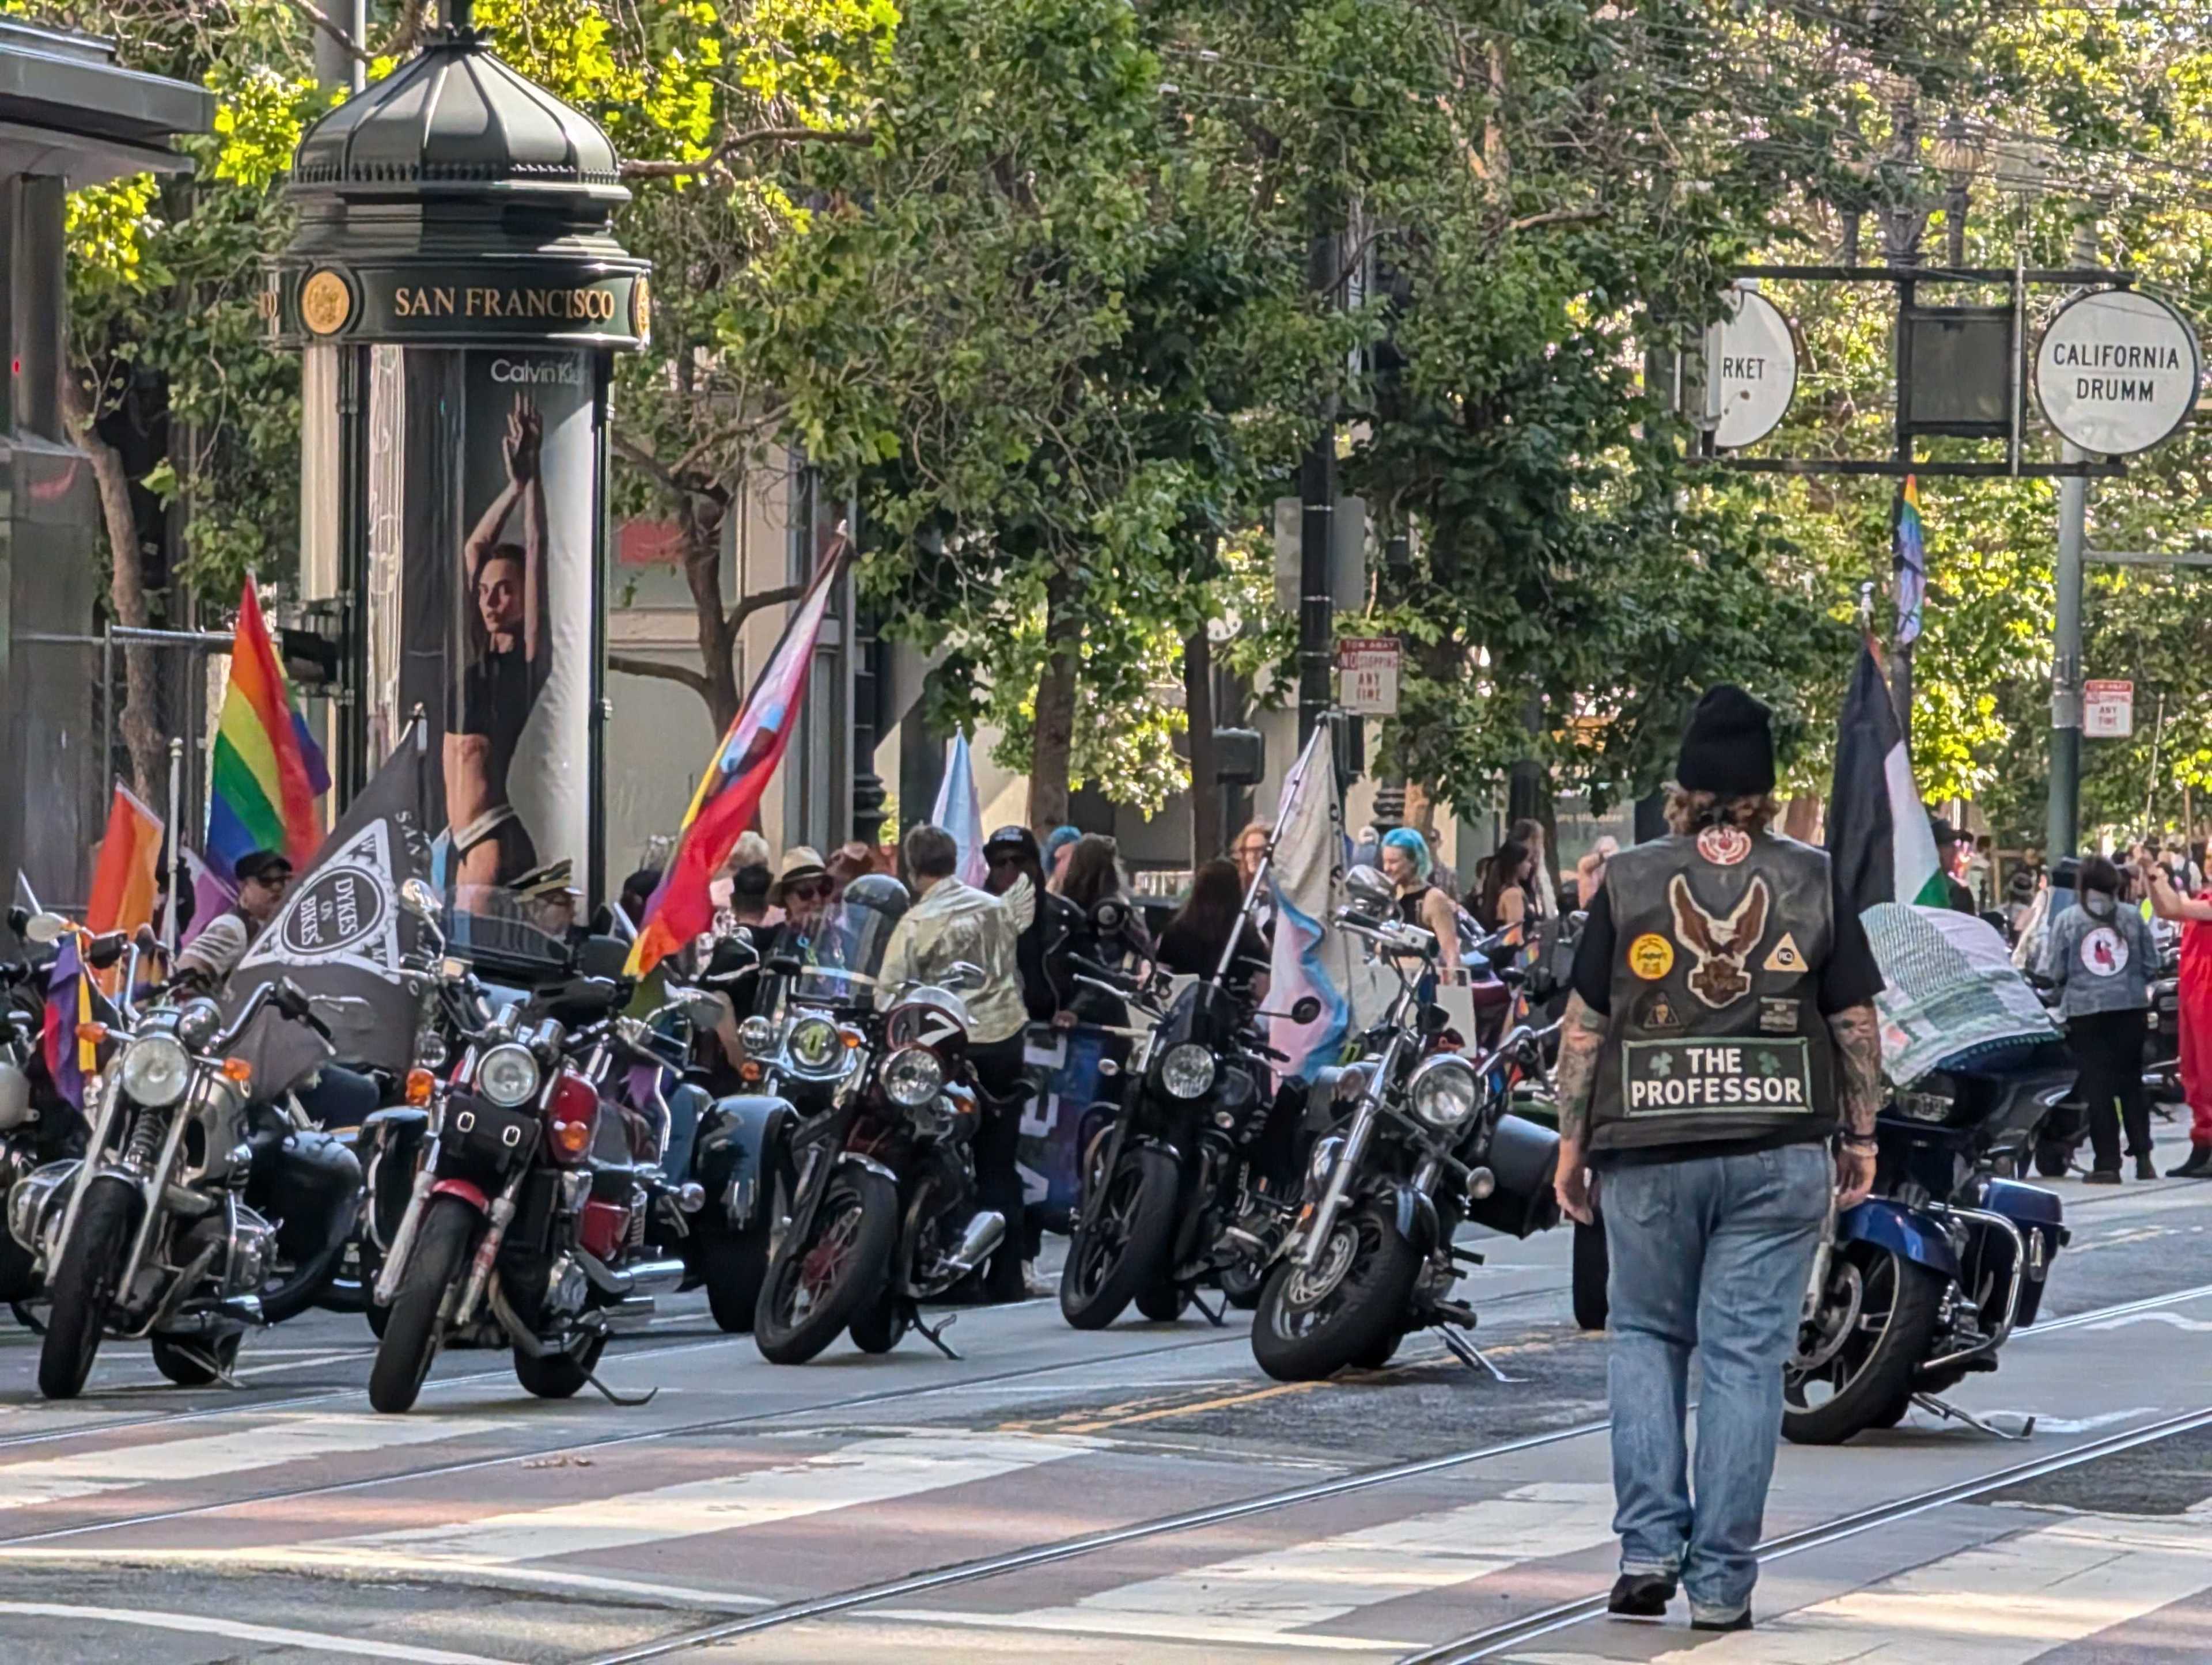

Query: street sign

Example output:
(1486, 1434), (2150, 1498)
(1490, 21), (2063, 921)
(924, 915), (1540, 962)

(2084, 678), (2134, 739)
(2035, 289), (2201, 456)
(1336, 636), (1400, 716)
(1708, 287), (1798, 450)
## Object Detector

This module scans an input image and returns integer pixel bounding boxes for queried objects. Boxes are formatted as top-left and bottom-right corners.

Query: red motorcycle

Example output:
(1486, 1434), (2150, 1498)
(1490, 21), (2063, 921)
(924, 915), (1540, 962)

(367, 897), (700, 1413)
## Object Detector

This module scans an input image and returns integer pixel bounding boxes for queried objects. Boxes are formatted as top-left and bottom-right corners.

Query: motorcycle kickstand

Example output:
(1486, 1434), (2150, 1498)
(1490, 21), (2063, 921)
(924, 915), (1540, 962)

(168, 1341), (245, 1391)
(581, 1366), (658, 1408)
(1435, 1324), (1521, 1383)
(1912, 1392), (2032, 1440)
(913, 1306), (962, 1361)
(1191, 1288), (1227, 1329)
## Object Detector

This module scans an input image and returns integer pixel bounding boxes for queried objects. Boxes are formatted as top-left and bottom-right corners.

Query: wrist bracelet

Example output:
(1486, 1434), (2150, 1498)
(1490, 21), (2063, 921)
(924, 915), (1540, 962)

(1840, 1133), (1878, 1150)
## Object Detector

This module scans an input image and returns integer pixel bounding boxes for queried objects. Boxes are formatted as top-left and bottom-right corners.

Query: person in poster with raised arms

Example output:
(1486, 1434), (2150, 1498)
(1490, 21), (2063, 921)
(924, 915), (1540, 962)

(447, 392), (551, 889)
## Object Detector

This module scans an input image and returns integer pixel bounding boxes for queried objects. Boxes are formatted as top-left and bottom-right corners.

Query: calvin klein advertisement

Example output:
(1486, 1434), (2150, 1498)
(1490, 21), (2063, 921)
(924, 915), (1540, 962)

(369, 348), (597, 898)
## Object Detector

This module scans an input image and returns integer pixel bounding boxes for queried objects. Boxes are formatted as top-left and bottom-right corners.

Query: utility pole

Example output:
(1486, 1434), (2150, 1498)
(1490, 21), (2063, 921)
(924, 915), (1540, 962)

(1297, 202), (1339, 748)
(310, 0), (366, 95)
(2047, 210), (2099, 860)
(1878, 84), (1926, 747)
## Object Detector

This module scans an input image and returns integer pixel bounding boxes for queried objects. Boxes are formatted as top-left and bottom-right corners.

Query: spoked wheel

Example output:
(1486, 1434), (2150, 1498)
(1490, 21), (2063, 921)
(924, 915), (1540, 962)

(754, 1168), (899, 1364)
(1251, 1200), (1419, 1382)
(38, 1175), (139, 1401)
(1059, 1143), (1178, 1331)
(1784, 1239), (1946, 1445)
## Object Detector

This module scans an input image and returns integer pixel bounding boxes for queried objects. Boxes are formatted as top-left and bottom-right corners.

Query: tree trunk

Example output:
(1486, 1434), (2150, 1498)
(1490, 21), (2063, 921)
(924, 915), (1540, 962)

(678, 495), (738, 731)
(60, 371), (164, 801)
(1028, 560), (1082, 830)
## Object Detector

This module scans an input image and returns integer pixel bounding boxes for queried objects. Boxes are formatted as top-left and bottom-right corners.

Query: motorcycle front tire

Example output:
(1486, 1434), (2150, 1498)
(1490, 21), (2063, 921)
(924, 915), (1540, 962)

(1059, 1144), (1179, 1331)
(1783, 1246), (1946, 1446)
(1251, 1199), (1420, 1383)
(754, 1167), (900, 1365)
(150, 1332), (243, 1387)
(38, 1174), (139, 1401)
(368, 1195), (478, 1414)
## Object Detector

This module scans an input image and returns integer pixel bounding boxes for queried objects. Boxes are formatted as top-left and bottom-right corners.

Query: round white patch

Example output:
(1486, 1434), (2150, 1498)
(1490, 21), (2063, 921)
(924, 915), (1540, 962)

(2080, 924), (2130, 978)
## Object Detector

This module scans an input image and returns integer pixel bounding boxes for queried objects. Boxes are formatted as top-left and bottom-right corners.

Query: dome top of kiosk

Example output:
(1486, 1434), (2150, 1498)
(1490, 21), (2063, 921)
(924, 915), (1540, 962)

(289, 0), (624, 204)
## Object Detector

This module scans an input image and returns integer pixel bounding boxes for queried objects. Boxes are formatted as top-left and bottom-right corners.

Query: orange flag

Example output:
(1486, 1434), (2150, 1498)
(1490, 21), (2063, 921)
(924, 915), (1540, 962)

(86, 782), (164, 936)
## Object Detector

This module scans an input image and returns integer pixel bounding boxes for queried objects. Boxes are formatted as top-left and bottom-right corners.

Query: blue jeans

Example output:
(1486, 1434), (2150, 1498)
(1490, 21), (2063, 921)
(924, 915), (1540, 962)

(1602, 1143), (1830, 1622)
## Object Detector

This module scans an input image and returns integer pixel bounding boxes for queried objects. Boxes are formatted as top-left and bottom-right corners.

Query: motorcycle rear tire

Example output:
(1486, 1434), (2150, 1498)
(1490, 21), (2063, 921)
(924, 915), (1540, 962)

(1136, 1281), (1191, 1323)
(755, 1167), (899, 1365)
(1351, 1327), (1402, 1370)
(1218, 1260), (1264, 1310)
(1571, 1216), (1611, 1332)
(368, 1195), (478, 1414)
(2033, 1140), (2071, 1178)
(513, 1334), (607, 1399)
(1060, 1144), (1179, 1331)
(150, 1332), (243, 1388)
(848, 1288), (911, 1354)
(39, 1174), (139, 1401)
(1783, 1243), (1946, 1446)
(1251, 1200), (1420, 1383)
(698, 1216), (773, 1335)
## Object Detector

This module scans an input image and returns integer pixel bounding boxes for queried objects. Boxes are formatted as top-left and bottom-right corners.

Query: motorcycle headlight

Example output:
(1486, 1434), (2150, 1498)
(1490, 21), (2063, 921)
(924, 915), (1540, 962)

(1160, 1042), (1217, 1101)
(475, 1042), (541, 1109)
(738, 1015), (775, 1056)
(786, 1015), (846, 1077)
(882, 1045), (945, 1109)
(118, 1033), (194, 1108)
(1407, 1054), (1480, 1131)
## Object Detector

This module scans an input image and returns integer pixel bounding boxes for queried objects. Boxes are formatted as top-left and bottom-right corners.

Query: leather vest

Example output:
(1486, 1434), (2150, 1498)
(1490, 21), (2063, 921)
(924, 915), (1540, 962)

(1589, 828), (1839, 1153)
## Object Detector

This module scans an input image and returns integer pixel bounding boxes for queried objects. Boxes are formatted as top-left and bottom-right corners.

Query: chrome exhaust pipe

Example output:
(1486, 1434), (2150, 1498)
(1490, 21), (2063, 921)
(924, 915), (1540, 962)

(617, 1256), (687, 1299)
(938, 1211), (1005, 1279)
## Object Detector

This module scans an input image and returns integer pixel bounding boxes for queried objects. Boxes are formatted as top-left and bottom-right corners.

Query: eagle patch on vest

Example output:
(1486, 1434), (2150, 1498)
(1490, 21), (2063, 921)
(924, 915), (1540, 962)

(1667, 873), (1770, 1008)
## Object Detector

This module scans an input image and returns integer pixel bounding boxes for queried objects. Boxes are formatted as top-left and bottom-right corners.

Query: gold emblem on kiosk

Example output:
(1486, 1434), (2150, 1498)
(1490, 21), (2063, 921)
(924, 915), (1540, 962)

(630, 274), (652, 345)
(300, 269), (353, 336)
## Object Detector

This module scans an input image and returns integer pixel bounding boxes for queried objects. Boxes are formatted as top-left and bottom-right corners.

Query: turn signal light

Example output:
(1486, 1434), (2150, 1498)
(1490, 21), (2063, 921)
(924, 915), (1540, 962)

(550, 1116), (592, 1158)
(75, 1022), (108, 1048)
(404, 1067), (436, 1106)
(738, 1060), (763, 1085)
(222, 1057), (254, 1087)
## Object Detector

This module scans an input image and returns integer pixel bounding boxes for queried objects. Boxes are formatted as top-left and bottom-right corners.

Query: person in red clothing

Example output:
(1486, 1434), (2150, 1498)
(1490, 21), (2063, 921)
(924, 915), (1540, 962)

(2145, 860), (2212, 1177)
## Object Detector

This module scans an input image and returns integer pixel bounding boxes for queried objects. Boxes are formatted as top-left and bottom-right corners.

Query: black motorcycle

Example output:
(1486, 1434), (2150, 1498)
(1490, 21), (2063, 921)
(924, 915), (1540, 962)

(1253, 868), (1559, 1381)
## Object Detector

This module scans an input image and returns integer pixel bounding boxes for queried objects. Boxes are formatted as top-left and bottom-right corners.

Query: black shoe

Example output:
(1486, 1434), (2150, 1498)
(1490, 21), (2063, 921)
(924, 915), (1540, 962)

(1607, 1574), (1676, 1618)
(2084, 1169), (2122, 1185)
(2169, 1144), (2212, 1177)
(1692, 1610), (1753, 1633)
(2136, 1154), (2160, 1182)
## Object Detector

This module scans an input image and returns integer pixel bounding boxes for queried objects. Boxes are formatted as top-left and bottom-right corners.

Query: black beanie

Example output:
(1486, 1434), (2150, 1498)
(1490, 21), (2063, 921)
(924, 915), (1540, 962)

(1676, 684), (1775, 796)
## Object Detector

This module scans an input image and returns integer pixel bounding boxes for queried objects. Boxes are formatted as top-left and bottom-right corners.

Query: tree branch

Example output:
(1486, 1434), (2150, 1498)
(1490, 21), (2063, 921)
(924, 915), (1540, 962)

(285, 0), (373, 63)
(1509, 206), (1609, 233)
(623, 127), (875, 180)
(608, 654), (712, 697)
(725, 583), (805, 637)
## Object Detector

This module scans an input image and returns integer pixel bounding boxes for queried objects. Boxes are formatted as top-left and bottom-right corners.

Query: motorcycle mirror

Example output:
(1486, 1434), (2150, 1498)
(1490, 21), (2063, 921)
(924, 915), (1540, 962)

(1090, 897), (1128, 935)
(20, 911), (68, 946)
(1290, 995), (1322, 1025)
(672, 987), (727, 1029)
(84, 932), (127, 970)
(1343, 864), (1395, 919)
(399, 878), (444, 923)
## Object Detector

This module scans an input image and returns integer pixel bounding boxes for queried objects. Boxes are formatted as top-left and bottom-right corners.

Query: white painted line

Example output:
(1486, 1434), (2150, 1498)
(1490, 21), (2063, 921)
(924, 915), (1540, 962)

(299, 1428), (1099, 1567)
(2081, 1311), (2212, 1333)
(0, 1413), (499, 1510)
(1519, 1507), (2212, 1664)
(893, 1482), (1616, 1647)
(0, 1600), (518, 1664)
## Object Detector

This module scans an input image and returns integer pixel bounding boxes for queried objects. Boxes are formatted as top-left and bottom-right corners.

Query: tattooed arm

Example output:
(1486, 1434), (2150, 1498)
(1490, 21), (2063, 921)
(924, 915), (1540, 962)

(1552, 992), (1607, 1223)
(1827, 1000), (1883, 1207)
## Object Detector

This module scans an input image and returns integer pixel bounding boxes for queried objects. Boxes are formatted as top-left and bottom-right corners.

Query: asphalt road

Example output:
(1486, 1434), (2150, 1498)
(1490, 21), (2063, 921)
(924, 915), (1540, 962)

(0, 1166), (2207, 1663)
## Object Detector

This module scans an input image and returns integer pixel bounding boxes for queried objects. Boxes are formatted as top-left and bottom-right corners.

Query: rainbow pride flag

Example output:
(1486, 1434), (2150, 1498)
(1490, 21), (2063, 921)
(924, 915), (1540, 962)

(86, 782), (163, 935)
(208, 581), (329, 877)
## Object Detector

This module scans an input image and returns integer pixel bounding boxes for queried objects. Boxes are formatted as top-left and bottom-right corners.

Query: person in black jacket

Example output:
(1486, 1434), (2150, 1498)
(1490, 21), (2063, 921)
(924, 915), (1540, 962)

(1157, 859), (1270, 991)
(984, 825), (1075, 1023)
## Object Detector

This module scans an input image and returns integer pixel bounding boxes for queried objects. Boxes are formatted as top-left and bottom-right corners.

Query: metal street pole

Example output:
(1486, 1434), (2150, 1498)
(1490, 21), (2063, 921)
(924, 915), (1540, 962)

(1297, 207), (1339, 748)
(2046, 210), (2099, 859)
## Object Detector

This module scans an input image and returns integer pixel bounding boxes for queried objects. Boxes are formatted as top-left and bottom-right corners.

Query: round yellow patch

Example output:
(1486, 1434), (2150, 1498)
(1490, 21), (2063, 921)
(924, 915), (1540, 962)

(300, 268), (351, 336)
(1628, 933), (1675, 981)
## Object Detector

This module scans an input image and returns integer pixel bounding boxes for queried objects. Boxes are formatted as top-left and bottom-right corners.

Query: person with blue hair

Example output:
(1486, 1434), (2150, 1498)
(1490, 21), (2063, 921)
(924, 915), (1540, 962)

(1380, 826), (1461, 975)
(1042, 825), (1081, 893)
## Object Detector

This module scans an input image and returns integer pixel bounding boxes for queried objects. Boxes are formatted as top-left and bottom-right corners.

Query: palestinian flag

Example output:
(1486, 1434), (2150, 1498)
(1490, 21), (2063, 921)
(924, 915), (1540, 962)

(1826, 640), (1945, 915)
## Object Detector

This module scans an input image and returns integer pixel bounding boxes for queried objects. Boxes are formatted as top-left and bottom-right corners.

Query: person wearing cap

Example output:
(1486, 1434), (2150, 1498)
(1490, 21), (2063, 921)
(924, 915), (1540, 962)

(1550, 684), (1885, 1636)
(983, 824), (1075, 1022)
(172, 849), (295, 993)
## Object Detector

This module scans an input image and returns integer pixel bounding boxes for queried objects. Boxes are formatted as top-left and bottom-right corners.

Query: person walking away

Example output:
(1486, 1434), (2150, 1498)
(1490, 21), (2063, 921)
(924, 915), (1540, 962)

(1552, 684), (1884, 1634)
(878, 823), (1034, 1301)
(2041, 855), (2157, 1182)
(1381, 828), (1463, 976)
(2144, 859), (2212, 1175)
(1472, 839), (1533, 947)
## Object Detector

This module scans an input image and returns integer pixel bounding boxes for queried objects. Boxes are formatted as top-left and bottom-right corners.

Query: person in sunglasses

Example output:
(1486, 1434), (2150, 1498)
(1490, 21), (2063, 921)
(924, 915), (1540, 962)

(753, 848), (832, 967)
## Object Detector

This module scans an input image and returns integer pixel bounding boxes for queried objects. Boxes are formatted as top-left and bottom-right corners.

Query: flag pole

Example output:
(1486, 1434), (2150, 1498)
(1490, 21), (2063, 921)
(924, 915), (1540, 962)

(161, 737), (184, 955)
(1217, 720), (1327, 987)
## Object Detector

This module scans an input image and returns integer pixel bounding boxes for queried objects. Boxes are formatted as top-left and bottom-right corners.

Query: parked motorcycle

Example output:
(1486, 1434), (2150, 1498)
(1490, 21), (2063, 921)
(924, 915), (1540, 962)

(0, 923), (79, 1313)
(1252, 867), (1560, 1382)
(751, 878), (1006, 1363)
(367, 885), (706, 1413)
(1785, 1045), (2075, 1443)
(15, 917), (362, 1399)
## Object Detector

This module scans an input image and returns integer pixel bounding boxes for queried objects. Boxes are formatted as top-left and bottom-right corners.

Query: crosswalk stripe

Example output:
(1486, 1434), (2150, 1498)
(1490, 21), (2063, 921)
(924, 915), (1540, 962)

(882, 1482), (1619, 1648)
(1519, 1506), (2212, 1664)
(296, 1429), (1100, 1567)
(0, 1414), (500, 1512)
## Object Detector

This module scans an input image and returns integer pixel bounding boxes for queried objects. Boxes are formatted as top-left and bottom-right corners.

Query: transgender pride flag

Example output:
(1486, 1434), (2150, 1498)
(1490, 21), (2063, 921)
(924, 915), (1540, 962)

(1264, 723), (1350, 1080)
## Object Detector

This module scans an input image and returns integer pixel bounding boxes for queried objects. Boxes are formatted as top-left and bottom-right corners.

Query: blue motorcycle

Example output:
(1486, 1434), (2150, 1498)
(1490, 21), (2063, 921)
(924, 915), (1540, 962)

(1785, 1044), (2075, 1444)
